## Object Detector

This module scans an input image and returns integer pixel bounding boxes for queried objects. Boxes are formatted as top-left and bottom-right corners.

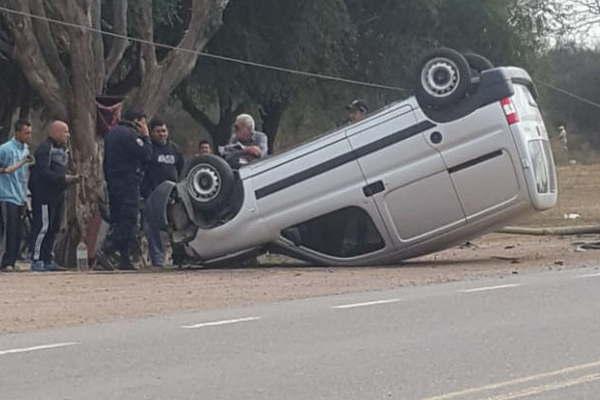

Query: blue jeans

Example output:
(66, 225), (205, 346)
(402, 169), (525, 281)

(144, 208), (165, 267)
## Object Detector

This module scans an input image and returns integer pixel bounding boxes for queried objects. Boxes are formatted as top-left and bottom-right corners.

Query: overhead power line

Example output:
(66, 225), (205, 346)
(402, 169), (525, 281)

(537, 81), (600, 110)
(1, 5), (600, 111)
(0, 5), (408, 92)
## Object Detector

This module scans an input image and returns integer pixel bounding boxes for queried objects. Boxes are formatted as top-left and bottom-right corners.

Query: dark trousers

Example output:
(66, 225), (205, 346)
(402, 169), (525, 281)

(30, 195), (64, 263)
(0, 202), (25, 268)
(107, 181), (139, 267)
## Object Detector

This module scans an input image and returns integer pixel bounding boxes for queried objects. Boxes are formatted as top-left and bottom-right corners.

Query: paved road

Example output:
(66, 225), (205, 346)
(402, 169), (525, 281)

(2, 267), (600, 399)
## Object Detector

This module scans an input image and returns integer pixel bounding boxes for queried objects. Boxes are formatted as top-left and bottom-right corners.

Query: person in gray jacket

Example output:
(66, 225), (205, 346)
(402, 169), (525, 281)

(220, 114), (268, 168)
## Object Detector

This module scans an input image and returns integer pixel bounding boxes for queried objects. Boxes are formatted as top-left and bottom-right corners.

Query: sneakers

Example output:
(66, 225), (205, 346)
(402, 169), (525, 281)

(30, 260), (65, 272)
(95, 249), (117, 271)
(31, 261), (46, 272)
(43, 261), (64, 272)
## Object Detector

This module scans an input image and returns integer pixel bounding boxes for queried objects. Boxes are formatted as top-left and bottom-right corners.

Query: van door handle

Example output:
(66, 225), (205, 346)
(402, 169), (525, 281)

(363, 181), (385, 197)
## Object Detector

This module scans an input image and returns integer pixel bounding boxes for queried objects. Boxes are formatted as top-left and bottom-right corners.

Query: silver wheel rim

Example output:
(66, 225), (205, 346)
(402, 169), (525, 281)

(186, 163), (222, 203)
(421, 57), (461, 98)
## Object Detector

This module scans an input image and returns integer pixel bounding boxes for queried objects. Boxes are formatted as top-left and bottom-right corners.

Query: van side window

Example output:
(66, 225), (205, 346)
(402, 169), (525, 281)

(282, 207), (385, 258)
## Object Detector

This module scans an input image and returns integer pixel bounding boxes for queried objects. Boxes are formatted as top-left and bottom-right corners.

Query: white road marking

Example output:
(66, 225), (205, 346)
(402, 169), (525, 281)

(421, 359), (600, 400)
(487, 372), (600, 400)
(332, 298), (402, 309)
(0, 342), (79, 356)
(181, 317), (261, 329)
(577, 272), (600, 278)
(458, 284), (521, 293)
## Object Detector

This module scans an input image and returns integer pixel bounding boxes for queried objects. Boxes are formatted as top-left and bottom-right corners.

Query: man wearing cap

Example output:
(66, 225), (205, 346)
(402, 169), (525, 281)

(101, 108), (152, 270)
(346, 99), (369, 124)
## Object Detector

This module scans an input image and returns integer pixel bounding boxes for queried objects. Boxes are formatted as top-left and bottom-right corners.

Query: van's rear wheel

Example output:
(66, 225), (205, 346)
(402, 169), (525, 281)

(183, 155), (234, 211)
(416, 48), (472, 108)
(464, 52), (494, 73)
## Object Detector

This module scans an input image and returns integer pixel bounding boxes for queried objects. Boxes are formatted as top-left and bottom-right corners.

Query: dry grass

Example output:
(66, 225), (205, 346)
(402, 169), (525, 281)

(517, 164), (600, 228)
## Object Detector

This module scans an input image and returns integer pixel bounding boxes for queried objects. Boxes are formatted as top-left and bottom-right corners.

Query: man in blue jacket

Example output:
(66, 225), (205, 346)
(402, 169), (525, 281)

(0, 119), (33, 271)
(29, 121), (79, 272)
(102, 109), (152, 270)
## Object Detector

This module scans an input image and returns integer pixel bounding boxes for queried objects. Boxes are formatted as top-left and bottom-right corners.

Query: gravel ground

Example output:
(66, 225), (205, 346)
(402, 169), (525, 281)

(1, 165), (599, 334)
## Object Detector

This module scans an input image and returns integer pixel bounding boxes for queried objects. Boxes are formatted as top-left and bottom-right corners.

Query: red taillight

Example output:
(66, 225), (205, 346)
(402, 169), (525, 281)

(501, 97), (520, 125)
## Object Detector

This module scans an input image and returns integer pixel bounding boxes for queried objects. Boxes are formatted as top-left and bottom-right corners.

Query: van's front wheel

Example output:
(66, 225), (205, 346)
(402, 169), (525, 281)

(183, 155), (234, 211)
(416, 48), (472, 108)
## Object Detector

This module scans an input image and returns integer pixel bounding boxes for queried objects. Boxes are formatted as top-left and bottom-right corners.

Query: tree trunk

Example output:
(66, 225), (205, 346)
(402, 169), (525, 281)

(129, 0), (230, 117)
(3, 0), (231, 266)
(260, 102), (287, 154)
(0, 61), (32, 142)
(0, 107), (12, 143)
(57, 115), (103, 267)
(178, 84), (243, 147)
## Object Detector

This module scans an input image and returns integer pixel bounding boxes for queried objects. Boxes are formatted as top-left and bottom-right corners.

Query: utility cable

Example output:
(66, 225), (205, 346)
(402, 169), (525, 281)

(1, 5), (600, 110)
(0, 5), (408, 92)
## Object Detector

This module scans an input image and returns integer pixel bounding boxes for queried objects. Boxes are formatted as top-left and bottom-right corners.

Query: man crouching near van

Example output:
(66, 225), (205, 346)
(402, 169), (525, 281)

(221, 114), (268, 168)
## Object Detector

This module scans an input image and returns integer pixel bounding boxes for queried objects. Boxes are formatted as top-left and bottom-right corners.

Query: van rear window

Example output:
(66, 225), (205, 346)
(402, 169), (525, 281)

(528, 140), (556, 194)
(515, 84), (538, 109)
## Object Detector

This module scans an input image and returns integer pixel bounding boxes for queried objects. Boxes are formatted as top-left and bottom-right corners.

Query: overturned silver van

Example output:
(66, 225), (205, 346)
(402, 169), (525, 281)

(147, 48), (557, 266)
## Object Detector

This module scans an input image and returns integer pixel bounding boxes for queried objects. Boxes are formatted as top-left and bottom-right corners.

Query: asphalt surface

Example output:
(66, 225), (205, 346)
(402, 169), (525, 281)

(2, 267), (600, 399)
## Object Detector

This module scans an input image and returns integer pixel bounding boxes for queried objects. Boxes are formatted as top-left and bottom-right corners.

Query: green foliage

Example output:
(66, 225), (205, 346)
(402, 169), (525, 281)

(539, 44), (600, 145)
(178, 0), (356, 147)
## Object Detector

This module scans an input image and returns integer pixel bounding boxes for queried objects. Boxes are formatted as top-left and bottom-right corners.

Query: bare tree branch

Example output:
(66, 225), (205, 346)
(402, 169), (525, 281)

(62, 1), (98, 154)
(130, 0), (230, 115)
(161, 0), (228, 68)
(104, 0), (129, 84)
(132, 0), (158, 79)
(3, 0), (68, 119)
(91, 0), (105, 93)
(29, 0), (70, 88)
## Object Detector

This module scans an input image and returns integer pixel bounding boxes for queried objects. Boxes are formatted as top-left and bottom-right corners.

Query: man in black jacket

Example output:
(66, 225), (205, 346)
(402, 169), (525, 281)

(29, 121), (79, 271)
(102, 109), (152, 270)
(141, 118), (183, 267)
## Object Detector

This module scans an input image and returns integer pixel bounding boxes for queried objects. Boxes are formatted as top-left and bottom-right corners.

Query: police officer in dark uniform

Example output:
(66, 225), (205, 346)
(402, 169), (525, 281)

(102, 109), (152, 270)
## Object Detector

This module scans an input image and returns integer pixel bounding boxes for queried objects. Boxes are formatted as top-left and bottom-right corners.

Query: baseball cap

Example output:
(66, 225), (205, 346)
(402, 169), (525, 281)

(346, 99), (368, 113)
(122, 108), (147, 122)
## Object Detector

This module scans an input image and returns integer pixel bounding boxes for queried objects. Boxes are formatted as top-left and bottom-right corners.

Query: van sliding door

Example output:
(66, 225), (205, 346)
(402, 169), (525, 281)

(346, 105), (466, 246)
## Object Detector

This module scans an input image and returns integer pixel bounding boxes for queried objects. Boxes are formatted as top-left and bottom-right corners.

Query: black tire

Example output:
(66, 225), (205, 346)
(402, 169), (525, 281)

(464, 52), (494, 73)
(182, 155), (234, 211)
(416, 47), (472, 108)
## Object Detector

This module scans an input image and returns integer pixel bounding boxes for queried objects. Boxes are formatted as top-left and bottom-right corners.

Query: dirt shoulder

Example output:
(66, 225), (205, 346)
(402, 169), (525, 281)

(1, 233), (597, 334)
(1, 164), (599, 334)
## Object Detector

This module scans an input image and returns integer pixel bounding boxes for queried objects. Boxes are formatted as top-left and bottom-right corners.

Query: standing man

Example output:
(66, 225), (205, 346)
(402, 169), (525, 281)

(29, 121), (79, 271)
(141, 118), (184, 268)
(221, 114), (268, 168)
(0, 120), (33, 271)
(198, 139), (213, 155)
(346, 99), (368, 124)
(558, 125), (568, 153)
(102, 109), (152, 270)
